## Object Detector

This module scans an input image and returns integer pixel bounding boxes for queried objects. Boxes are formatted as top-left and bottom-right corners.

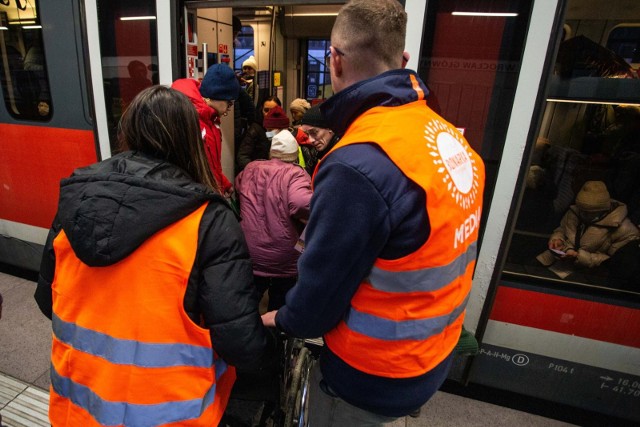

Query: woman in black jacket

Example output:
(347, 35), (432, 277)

(35, 86), (275, 426)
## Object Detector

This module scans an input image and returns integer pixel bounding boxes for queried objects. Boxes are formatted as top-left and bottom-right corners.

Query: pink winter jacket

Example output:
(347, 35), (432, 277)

(235, 159), (312, 277)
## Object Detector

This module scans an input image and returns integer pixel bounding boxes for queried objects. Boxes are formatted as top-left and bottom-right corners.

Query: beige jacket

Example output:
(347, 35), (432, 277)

(538, 201), (640, 269)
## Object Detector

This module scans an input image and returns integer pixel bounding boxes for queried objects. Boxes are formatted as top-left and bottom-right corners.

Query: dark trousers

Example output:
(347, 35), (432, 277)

(254, 275), (297, 311)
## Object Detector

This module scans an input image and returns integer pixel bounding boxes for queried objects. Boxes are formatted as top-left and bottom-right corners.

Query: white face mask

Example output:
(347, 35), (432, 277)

(265, 131), (276, 139)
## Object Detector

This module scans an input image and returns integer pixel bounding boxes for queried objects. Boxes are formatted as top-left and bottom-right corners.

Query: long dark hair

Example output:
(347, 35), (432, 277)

(118, 86), (218, 192)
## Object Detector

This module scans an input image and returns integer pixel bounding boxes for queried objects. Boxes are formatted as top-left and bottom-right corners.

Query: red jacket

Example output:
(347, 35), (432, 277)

(172, 78), (232, 193)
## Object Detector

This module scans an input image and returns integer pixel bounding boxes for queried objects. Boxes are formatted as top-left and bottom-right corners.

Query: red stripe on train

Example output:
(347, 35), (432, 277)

(490, 286), (640, 348)
(0, 124), (97, 229)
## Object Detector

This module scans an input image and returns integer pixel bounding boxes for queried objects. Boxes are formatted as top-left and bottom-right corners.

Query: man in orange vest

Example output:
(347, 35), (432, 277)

(262, 0), (485, 425)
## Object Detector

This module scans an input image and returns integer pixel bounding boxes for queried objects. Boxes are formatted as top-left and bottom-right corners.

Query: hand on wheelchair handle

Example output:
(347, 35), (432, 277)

(261, 310), (278, 327)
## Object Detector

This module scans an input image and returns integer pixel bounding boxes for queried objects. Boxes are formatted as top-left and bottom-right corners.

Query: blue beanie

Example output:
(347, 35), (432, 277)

(199, 64), (240, 100)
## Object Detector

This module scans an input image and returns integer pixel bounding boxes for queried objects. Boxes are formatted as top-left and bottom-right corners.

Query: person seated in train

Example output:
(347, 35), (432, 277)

(537, 180), (640, 277)
(299, 104), (340, 161)
(289, 97), (310, 126)
(240, 55), (259, 107)
(235, 96), (279, 173)
(34, 85), (276, 427)
(235, 129), (312, 311)
(172, 63), (238, 196)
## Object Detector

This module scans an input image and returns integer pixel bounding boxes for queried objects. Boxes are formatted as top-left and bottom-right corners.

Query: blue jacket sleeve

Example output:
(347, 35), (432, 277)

(275, 154), (392, 338)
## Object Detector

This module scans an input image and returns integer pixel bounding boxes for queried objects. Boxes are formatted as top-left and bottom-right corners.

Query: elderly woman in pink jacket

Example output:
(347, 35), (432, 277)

(235, 129), (312, 310)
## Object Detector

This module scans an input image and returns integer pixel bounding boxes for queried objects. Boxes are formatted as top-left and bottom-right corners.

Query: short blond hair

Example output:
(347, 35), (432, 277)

(331, 0), (406, 74)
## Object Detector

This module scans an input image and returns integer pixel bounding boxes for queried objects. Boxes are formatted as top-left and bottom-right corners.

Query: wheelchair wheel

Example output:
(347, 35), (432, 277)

(283, 346), (315, 427)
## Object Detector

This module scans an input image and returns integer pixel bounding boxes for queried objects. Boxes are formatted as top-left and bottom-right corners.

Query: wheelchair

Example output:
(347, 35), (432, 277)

(221, 334), (322, 427)
(278, 336), (322, 427)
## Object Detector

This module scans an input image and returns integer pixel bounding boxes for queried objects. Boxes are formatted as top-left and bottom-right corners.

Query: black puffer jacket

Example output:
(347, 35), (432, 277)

(35, 151), (275, 370)
(236, 122), (271, 173)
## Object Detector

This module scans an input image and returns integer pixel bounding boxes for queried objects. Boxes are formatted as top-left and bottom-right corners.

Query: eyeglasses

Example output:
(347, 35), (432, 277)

(332, 46), (346, 57)
(306, 127), (332, 139)
(326, 46), (346, 67)
(306, 128), (321, 138)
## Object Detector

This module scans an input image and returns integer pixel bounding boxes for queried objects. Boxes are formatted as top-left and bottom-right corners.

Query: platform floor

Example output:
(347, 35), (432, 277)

(0, 270), (579, 427)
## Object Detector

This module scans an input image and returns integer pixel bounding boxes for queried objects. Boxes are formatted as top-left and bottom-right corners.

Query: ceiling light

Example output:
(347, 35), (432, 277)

(452, 12), (518, 17)
(546, 98), (640, 106)
(284, 13), (338, 17)
(120, 16), (156, 21)
(22, 25), (42, 29)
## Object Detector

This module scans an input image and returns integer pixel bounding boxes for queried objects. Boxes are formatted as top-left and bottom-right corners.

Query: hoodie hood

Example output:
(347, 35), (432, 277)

(57, 151), (220, 267)
(171, 78), (219, 123)
(320, 69), (429, 137)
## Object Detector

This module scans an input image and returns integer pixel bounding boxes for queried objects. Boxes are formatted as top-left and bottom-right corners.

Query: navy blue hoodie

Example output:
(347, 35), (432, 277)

(275, 70), (454, 417)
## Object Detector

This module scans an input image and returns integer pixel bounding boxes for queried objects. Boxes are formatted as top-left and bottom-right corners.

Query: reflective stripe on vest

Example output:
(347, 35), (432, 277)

(49, 203), (235, 427)
(321, 99), (485, 378)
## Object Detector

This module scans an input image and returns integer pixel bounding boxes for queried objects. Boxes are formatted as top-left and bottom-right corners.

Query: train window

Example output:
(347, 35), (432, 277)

(305, 39), (331, 101)
(607, 26), (640, 67)
(417, 0), (534, 237)
(0, 0), (52, 121)
(505, 0), (640, 293)
(97, 0), (158, 151)
(234, 25), (254, 74)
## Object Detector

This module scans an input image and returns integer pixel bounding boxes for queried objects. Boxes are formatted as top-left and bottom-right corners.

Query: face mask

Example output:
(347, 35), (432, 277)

(265, 131), (276, 139)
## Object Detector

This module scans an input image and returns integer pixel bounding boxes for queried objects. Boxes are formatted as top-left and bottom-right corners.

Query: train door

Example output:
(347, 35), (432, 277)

(0, 0), (97, 270)
(83, 0), (177, 157)
(441, 0), (640, 422)
(182, 2), (342, 179)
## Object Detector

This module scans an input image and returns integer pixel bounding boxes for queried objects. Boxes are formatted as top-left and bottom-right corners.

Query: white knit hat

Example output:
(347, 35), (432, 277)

(289, 98), (311, 113)
(270, 130), (299, 163)
(242, 55), (258, 71)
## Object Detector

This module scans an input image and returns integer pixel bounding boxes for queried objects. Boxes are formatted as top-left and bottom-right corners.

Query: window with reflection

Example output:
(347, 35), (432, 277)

(0, 0), (51, 120)
(417, 0), (534, 235)
(97, 0), (158, 151)
(505, 0), (640, 292)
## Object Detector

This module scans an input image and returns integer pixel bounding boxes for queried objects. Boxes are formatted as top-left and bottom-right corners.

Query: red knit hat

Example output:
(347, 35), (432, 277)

(263, 105), (290, 129)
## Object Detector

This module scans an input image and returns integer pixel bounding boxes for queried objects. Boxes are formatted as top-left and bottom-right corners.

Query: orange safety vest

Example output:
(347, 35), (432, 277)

(321, 95), (485, 379)
(49, 203), (236, 426)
